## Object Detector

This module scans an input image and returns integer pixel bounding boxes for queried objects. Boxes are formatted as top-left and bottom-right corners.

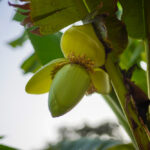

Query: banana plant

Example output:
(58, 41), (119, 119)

(9, 0), (150, 149)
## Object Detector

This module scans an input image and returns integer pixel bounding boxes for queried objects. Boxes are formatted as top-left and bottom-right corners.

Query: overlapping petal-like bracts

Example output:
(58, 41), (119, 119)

(9, 0), (89, 35)
(25, 23), (111, 117)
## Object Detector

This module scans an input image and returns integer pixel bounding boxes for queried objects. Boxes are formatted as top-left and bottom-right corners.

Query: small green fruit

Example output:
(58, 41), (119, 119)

(61, 24), (105, 67)
(48, 64), (90, 117)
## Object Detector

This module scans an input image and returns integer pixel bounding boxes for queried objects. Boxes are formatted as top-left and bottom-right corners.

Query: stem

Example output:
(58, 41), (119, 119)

(103, 92), (135, 143)
(145, 38), (150, 99)
(105, 53), (150, 150)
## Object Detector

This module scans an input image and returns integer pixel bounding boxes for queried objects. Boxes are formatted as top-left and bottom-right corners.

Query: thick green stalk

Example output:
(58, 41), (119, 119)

(105, 53), (150, 149)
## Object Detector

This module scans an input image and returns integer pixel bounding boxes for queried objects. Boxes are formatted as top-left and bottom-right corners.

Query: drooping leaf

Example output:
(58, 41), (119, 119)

(119, 39), (144, 70)
(21, 52), (41, 74)
(119, 0), (150, 39)
(8, 31), (28, 48)
(27, 31), (64, 65)
(107, 143), (135, 150)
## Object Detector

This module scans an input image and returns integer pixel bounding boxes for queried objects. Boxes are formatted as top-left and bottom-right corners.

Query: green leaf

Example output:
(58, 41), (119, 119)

(0, 145), (17, 150)
(27, 31), (64, 65)
(29, 0), (88, 34)
(8, 31), (28, 48)
(107, 143), (135, 150)
(119, 0), (150, 39)
(131, 68), (147, 94)
(13, 8), (28, 22)
(21, 52), (41, 74)
(119, 39), (144, 70)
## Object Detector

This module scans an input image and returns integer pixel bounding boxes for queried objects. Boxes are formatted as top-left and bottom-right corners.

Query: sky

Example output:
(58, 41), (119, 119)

(0, 1), (130, 149)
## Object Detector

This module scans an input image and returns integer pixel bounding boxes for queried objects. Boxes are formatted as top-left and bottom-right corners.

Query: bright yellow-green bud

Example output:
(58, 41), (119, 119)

(48, 64), (90, 117)
(61, 24), (105, 67)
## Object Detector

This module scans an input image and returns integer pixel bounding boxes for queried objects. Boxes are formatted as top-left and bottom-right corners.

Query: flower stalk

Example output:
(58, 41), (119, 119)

(105, 53), (150, 150)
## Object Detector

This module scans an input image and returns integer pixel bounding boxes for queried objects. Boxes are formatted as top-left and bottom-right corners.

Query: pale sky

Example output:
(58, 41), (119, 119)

(0, 1), (129, 149)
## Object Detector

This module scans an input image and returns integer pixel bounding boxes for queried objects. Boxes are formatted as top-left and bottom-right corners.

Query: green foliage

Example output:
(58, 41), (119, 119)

(13, 8), (27, 22)
(119, 39), (144, 70)
(27, 31), (64, 65)
(10, 0), (150, 149)
(44, 122), (132, 150)
(21, 52), (41, 74)
(29, 0), (88, 34)
(119, 0), (150, 39)
(0, 145), (17, 150)
(131, 68), (147, 94)
(8, 31), (28, 48)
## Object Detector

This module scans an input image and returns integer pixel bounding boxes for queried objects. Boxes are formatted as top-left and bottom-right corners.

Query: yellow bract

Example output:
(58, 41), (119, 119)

(61, 24), (105, 67)
(90, 68), (111, 94)
(25, 58), (68, 94)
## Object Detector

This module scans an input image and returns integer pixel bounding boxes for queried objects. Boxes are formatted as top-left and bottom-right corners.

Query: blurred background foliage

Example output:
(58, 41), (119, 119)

(0, 121), (134, 150)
